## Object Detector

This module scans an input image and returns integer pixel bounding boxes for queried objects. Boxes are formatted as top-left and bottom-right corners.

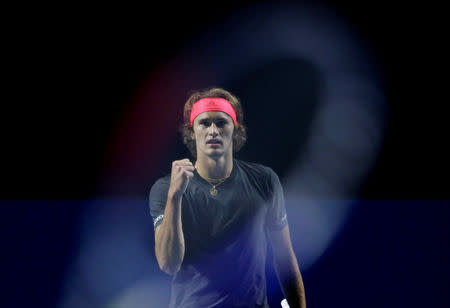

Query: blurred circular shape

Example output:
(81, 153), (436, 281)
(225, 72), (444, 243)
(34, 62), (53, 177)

(60, 2), (387, 307)
(102, 2), (385, 199)
(101, 1), (385, 266)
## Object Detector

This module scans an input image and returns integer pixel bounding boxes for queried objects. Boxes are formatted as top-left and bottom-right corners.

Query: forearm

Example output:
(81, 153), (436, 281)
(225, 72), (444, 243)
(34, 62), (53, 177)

(274, 255), (306, 308)
(155, 194), (185, 274)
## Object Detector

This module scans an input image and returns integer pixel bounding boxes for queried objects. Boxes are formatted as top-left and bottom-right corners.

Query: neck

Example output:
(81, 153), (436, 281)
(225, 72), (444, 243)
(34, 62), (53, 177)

(195, 153), (233, 180)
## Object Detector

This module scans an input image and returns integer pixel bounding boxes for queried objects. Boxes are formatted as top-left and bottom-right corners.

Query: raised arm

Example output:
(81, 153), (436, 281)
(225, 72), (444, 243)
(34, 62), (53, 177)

(154, 159), (194, 275)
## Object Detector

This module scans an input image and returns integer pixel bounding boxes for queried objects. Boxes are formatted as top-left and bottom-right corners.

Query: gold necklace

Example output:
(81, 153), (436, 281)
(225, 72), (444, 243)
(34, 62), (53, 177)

(196, 171), (230, 196)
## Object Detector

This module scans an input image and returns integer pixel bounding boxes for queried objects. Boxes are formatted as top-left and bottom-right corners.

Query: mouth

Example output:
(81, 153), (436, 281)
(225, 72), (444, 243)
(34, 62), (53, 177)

(206, 139), (222, 146)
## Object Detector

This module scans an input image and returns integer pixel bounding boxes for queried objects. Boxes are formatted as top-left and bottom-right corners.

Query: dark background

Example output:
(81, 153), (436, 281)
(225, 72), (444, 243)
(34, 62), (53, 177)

(2, 1), (449, 307)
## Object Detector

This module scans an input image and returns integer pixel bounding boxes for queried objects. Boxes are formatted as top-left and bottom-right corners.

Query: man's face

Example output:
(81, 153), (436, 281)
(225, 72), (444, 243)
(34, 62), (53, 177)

(192, 111), (235, 159)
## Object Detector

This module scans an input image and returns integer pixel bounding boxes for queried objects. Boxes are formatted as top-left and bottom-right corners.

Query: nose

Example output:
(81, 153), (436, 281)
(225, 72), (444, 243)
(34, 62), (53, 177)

(208, 123), (219, 136)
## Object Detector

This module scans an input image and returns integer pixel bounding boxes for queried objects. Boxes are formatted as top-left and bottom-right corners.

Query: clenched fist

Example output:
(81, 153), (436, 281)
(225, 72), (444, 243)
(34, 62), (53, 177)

(168, 158), (195, 200)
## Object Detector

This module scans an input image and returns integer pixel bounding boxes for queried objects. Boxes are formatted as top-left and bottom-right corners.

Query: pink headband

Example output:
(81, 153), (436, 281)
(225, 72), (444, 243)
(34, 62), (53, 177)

(189, 97), (238, 126)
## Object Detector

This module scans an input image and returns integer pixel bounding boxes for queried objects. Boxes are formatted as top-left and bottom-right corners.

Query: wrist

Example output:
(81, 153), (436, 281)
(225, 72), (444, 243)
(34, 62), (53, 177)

(168, 190), (183, 203)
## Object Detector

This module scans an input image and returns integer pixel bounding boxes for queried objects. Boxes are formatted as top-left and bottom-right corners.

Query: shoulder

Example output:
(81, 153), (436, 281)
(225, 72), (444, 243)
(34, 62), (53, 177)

(235, 159), (276, 179)
(235, 159), (281, 200)
(234, 159), (280, 191)
(153, 174), (171, 186)
(149, 174), (171, 198)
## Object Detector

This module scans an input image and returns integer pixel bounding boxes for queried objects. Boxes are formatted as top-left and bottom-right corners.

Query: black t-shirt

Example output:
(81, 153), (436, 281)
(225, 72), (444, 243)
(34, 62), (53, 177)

(149, 159), (288, 308)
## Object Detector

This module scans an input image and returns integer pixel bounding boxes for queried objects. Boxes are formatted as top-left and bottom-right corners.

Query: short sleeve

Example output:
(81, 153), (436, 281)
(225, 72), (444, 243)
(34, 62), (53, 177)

(149, 177), (170, 230)
(265, 168), (288, 231)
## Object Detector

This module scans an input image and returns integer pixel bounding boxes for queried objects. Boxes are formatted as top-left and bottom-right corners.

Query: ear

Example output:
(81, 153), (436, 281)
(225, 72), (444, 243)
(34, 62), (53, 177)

(232, 123), (238, 134)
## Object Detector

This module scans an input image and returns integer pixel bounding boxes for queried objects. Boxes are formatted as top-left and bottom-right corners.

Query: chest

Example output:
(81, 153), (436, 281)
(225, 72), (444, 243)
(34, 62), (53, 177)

(182, 176), (269, 237)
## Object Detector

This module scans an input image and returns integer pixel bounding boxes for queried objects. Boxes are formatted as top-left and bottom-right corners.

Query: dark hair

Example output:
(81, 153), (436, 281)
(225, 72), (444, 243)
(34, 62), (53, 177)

(180, 87), (247, 158)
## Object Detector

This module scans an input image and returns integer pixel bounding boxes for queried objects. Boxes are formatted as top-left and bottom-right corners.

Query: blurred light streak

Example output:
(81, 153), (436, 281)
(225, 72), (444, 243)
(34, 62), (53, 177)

(58, 199), (166, 308)
(60, 2), (386, 307)
(284, 198), (353, 269)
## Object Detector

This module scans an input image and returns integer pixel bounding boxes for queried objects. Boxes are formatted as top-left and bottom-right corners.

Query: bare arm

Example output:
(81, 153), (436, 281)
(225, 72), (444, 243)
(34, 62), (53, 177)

(268, 224), (306, 308)
(154, 159), (194, 275)
(155, 193), (185, 275)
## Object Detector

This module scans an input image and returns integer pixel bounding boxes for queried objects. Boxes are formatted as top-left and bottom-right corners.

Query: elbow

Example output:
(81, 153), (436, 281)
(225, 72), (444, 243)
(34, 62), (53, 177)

(159, 262), (181, 275)
(156, 254), (182, 275)
(154, 242), (185, 275)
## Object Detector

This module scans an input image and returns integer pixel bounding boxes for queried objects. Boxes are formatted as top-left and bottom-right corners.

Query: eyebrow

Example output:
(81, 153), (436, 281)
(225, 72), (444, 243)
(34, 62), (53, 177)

(199, 117), (229, 122)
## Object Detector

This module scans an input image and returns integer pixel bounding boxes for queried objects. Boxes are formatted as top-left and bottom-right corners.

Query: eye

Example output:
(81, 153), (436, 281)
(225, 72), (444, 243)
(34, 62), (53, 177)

(199, 120), (211, 126)
(216, 120), (227, 127)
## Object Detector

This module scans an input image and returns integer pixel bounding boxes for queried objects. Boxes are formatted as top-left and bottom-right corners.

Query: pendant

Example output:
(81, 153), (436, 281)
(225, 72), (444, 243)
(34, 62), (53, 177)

(210, 186), (218, 196)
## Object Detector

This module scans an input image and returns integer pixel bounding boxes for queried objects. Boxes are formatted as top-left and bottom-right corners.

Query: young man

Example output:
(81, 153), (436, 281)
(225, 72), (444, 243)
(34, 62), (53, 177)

(149, 88), (306, 308)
